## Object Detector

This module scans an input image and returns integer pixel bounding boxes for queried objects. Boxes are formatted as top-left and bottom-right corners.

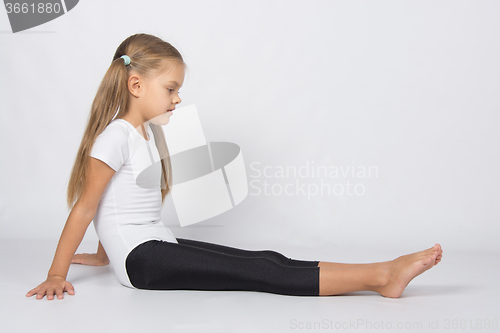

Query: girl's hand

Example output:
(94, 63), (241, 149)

(71, 253), (110, 266)
(26, 276), (75, 300)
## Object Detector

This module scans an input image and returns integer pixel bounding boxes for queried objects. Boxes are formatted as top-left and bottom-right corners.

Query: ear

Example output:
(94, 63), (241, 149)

(127, 74), (143, 98)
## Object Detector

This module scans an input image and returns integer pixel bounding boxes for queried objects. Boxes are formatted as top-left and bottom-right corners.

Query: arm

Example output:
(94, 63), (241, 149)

(26, 157), (116, 300)
(96, 240), (110, 264)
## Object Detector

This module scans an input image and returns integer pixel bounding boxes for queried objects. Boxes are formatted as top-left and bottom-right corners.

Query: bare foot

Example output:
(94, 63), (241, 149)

(375, 244), (443, 298)
(434, 244), (443, 265)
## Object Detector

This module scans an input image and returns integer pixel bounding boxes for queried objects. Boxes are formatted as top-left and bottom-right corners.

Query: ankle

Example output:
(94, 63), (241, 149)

(369, 264), (391, 291)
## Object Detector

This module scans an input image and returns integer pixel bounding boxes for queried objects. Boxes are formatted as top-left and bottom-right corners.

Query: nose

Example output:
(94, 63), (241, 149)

(173, 94), (181, 105)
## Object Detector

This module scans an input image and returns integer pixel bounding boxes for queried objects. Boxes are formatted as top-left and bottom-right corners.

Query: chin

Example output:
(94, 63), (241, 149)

(149, 113), (171, 126)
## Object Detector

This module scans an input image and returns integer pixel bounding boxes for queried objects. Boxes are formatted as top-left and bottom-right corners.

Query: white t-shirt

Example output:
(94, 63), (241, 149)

(90, 118), (178, 288)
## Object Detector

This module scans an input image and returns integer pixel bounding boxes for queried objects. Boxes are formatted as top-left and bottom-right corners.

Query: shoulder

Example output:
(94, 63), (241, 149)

(90, 120), (132, 171)
(93, 120), (136, 149)
(97, 119), (132, 141)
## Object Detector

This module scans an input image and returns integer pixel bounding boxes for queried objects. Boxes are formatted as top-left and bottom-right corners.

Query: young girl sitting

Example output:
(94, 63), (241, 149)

(26, 33), (443, 300)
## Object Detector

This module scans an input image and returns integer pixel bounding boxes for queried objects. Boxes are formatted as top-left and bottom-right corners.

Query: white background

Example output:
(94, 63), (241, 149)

(1, 0), (499, 256)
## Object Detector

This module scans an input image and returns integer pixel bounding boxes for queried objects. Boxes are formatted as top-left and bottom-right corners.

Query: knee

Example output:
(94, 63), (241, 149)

(260, 250), (290, 265)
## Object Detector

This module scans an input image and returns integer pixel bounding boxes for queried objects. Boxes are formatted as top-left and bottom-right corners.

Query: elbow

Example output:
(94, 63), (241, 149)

(72, 200), (98, 223)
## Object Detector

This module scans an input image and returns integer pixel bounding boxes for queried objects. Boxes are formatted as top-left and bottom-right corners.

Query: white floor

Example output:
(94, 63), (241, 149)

(2, 239), (499, 333)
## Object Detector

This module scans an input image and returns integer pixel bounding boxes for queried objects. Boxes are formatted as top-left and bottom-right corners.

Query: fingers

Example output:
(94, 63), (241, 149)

(38, 288), (50, 300)
(71, 253), (109, 266)
(64, 281), (75, 296)
(71, 253), (101, 265)
(71, 253), (87, 264)
(26, 285), (48, 299)
(26, 281), (75, 300)
(47, 288), (55, 300)
(26, 287), (39, 297)
(35, 290), (47, 299)
(55, 286), (64, 299)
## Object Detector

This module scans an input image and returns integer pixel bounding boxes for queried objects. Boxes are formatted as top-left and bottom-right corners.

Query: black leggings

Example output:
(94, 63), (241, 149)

(125, 238), (320, 296)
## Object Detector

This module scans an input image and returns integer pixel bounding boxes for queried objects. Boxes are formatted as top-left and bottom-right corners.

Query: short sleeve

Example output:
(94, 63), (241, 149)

(90, 124), (130, 171)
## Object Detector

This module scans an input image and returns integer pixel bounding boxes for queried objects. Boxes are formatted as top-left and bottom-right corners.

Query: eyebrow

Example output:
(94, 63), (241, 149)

(167, 81), (181, 87)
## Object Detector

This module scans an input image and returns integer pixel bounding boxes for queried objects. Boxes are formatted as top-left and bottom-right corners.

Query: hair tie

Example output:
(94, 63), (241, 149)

(120, 55), (131, 66)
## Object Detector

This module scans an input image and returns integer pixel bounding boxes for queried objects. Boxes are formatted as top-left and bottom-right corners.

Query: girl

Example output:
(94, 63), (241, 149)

(26, 33), (443, 300)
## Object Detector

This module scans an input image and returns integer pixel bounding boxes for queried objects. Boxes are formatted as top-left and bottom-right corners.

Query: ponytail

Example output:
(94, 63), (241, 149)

(66, 59), (130, 209)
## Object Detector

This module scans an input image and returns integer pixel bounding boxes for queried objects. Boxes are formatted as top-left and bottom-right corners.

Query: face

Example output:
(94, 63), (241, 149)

(142, 60), (185, 126)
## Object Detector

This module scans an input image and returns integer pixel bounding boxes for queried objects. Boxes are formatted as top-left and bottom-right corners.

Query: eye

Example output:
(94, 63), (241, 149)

(167, 88), (181, 94)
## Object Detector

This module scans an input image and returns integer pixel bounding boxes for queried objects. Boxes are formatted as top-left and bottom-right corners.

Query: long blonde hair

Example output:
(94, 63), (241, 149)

(66, 33), (184, 209)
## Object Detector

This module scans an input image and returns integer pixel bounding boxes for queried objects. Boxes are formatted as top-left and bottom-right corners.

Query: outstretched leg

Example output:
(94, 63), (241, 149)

(126, 240), (442, 298)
